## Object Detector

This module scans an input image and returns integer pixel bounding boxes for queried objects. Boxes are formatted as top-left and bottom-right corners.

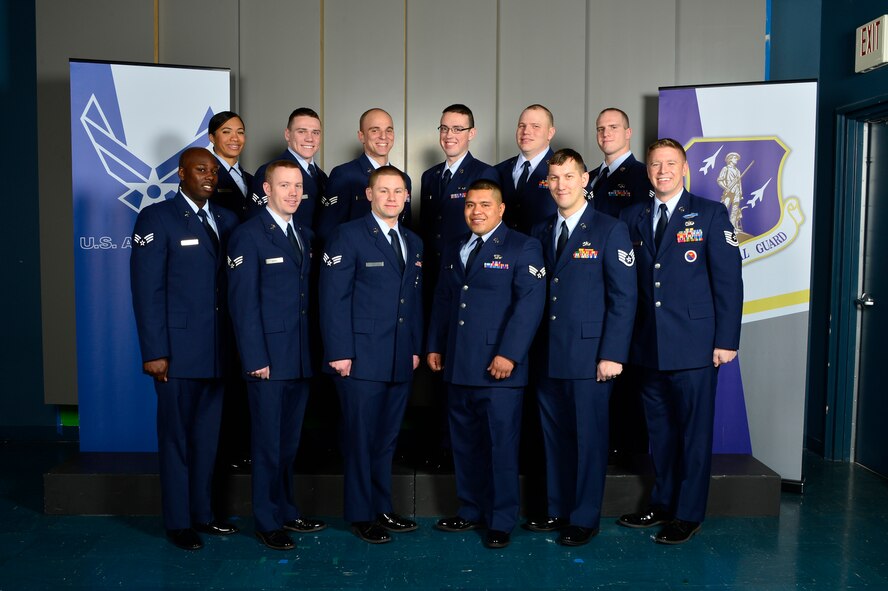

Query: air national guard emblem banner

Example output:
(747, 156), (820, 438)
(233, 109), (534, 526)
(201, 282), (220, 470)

(658, 81), (817, 483)
(70, 60), (230, 451)
(685, 137), (803, 265)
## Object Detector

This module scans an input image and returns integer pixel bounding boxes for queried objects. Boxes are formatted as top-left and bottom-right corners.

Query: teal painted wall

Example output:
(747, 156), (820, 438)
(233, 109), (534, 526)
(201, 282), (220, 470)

(772, 0), (888, 457)
(0, 0), (56, 432)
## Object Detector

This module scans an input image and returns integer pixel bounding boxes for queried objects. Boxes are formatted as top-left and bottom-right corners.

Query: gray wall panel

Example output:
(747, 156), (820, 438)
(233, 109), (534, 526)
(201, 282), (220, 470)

(35, 0), (769, 416)
(675, 0), (766, 86)
(405, 0), (498, 188)
(323, 0), (407, 173)
(238, 0), (323, 172)
(739, 312), (808, 481)
(36, 0), (155, 405)
(586, 0), (677, 159)
(497, 0), (587, 160)
(158, 0), (240, 92)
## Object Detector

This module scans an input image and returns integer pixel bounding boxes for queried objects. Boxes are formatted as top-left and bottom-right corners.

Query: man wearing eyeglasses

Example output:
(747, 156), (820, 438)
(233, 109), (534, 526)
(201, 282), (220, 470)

(317, 108), (413, 242)
(495, 104), (558, 235)
(420, 104), (498, 310)
(419, 104), (499, 470)
(252, 108), (327, 230)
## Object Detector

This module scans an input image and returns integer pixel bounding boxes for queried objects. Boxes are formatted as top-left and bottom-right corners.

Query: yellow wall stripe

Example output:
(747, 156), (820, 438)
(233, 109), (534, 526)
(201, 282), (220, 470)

(743, 289), (810, 315)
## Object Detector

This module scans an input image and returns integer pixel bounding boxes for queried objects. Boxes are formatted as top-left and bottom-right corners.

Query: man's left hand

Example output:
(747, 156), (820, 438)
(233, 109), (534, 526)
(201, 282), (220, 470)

(596, 359), (623, 382)
(487, 355), (515, 380)
(713, 348), (737, 367)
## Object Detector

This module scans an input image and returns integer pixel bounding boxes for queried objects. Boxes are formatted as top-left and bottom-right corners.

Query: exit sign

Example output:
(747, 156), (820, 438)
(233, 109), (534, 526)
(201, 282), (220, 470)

(856, 15), (888, 73)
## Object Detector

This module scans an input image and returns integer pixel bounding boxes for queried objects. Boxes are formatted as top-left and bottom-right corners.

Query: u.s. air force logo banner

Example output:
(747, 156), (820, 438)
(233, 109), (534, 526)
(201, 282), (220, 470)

(80, 94), (212, 214)
(685, 137), (805, 266)
(70, 60), (230, 453)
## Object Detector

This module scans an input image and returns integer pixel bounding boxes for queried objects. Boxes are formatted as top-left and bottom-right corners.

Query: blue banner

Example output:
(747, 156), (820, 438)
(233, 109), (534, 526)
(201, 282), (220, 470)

(70, 60), (229, 451)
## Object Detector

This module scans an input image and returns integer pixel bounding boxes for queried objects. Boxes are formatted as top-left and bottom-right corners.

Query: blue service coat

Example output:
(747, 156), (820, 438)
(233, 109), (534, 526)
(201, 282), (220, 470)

(427, 223), (546, 387)
(495, 148), (557, 234)
(419, 151), (499, 261)
(212, 163), (257, 222)
(317, 154), (413, 242)
(620, 191), (743, 371)
(319, 213), (423, 383)
(531, 205), (637, 379)
(130, 191), (238, 378)
(252, 149), (326, 230)
(587, 153), (653, 219)
(226, 208), (314, 380)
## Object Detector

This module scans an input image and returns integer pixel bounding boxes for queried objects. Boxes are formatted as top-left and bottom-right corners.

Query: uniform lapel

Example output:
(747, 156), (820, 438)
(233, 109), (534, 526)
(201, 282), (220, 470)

(636, 200), (656, 258)
(402, 232), (420, 286)
(175, 192), (217, 259)
(366, 214), (401, 272)
(449, 152), (474, 195)
(259, 210), (298, 266)
(541, 219), (557, 270)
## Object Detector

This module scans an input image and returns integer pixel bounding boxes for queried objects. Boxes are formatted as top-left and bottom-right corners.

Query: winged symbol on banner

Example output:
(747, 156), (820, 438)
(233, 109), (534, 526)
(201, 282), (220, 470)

(699, 145), (724, 175)
(80, 94), (214, 213)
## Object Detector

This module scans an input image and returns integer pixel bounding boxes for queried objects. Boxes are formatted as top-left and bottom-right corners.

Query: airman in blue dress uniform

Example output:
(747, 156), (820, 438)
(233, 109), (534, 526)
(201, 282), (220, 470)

(130, 147), (239, 550)
(317, 109), (412, 242)
(320, 166), (424, 544)
(227, 160), (326, 551)
(526, 149), (637, 546)
(428, 179), (546, 549)
(495, 104), (557, 234)
(251, 108), (327, 230)
(587, 108), (655, 465)
(617, 139), (743, 545)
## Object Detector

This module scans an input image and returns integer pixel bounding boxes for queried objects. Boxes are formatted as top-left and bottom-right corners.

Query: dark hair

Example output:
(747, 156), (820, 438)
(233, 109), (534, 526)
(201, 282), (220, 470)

(597, 107), (630, 128)
(523, 104), (554, 126)
(549, 148), (586, 171)
(647, 138), (687, 161)
(466, 179), (503, 203)
(287, 107), (321, 128)
(208, 111), (243, 135)
(264, 159), (301, 184)
(368, 164), (407, 188)
(443, 103), (475, 128)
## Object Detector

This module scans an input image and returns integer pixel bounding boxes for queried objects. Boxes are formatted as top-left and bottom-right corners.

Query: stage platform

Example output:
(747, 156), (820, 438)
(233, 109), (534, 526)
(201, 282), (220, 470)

(44, 453), (780, 517)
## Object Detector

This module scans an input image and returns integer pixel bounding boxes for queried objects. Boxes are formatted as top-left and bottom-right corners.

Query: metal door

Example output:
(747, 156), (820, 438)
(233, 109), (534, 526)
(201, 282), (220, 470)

(855, 120), (888, 476)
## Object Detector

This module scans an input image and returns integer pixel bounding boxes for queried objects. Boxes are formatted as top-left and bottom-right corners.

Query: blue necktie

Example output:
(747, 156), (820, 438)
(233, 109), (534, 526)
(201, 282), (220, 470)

(197, 209), (219, 251)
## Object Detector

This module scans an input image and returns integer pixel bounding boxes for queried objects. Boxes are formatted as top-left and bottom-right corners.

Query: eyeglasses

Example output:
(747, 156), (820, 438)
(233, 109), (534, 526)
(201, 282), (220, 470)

(437, 125), (472, 134)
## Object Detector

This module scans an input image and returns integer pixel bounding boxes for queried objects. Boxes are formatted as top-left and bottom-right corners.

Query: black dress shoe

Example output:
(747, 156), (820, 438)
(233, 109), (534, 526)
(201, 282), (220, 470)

(435, 515), (481, 532)
(193, 520), (239, 536)
(377, 513), (418, 532)
(283, 517), (327, 533)
(654, 520), (701, 545)
(166, 528), (203, 550)
(352, 522), (392, 544)
(617, 508), (671, 529)
(484, 530), (510, 549)
(523, 516), (568, 532)
(557, 525), (599, 546)
(255, 529), (295, 550)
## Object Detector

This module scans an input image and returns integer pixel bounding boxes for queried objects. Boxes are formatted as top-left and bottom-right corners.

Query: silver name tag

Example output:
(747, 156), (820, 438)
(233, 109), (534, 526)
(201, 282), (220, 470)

(180, 238), (199, 246)
(366, 261), (384, 267)
(265, 257), (284, 264)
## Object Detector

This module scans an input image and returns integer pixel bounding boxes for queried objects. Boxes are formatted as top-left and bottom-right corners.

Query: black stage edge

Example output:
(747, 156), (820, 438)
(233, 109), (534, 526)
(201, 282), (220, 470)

(45, 453), (780, 517)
